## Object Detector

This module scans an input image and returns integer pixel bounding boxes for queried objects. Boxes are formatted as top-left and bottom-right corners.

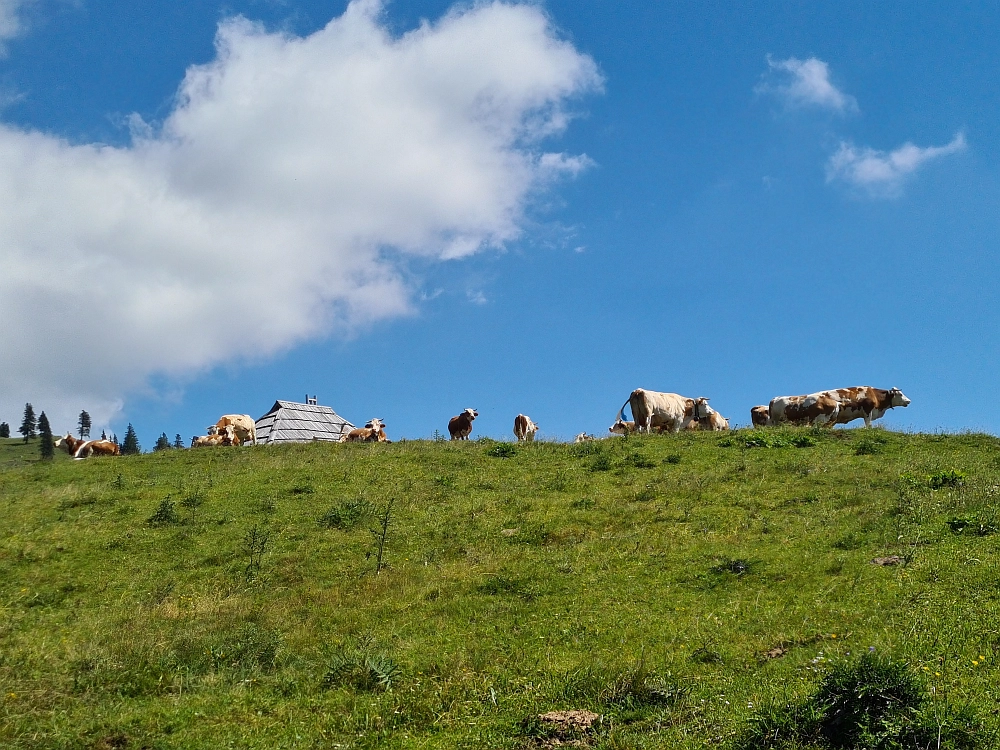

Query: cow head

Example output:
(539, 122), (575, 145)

(464, 409), (478, 420)
(609, 419), (635, 435)
(365, 418), (385, 430)
(693, 397), (711, 421)
(888, 388), (911, 408)
(207, 425), (219, 436)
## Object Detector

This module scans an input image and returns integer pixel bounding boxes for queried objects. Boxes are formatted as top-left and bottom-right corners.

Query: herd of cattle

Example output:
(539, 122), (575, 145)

(51, 385), (910, 459)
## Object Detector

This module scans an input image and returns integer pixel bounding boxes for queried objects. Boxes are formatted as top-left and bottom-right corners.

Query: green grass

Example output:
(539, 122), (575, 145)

(1, 428), (999, 748)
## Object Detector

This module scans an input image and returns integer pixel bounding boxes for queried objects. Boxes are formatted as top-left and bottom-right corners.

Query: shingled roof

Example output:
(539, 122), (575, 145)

(254, 400), (354, 444)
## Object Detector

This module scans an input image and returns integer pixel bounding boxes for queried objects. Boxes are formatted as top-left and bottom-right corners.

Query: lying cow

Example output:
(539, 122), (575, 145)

(55, 433), (120, 459)
(513, 414), (539, 442)
(685, 398), (730, 431)
(617, 389), (714, 434)
(750, 405), (771, 427)
(448, 409), (478, 440)
(214, 414), (256, 445)
(574, 432), (598, 443)
(343, 418), (389, 443)
(769, 386), (910, 428)
(192, 425), (238, 447)
(609, 420), (636, 435)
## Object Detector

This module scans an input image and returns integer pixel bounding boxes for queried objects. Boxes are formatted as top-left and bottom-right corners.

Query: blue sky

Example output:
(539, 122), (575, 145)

(0, 0), (995, 443)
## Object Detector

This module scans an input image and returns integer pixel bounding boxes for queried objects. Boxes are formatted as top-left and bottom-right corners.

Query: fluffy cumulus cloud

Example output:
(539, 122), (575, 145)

(0, 0), (600, 429)
(826, 133), (966, 197)
(0, 0), (27, 44)
(757, 55), (857, 113)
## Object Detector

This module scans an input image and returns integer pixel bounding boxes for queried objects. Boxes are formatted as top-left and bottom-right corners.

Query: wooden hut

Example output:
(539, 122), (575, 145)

(254, 398), (354, 444)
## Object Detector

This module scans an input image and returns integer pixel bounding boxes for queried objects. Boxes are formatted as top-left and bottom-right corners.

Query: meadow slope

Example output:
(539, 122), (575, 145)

(1, 429), (999, 749)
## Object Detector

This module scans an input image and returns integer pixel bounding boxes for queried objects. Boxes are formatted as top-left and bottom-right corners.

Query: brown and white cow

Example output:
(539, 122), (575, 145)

(750, 405), (771, 427)
(513, 414), (539, 442)
(343, 418), (389, 443)
(609, 419), (636, 435)
(684, 398), (730, 431)
(214, 414), (256, 445)
(769, 387), (910, 428)
(56, 433), (120, 458)
(574, 432), (598, 443)
(74, 439), (121, 458)
(448, 409), (478, 440)
(617, 389), (714, 434)
(192, 433), (225, 448)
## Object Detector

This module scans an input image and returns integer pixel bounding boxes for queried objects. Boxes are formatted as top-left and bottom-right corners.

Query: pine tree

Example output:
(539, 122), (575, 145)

(19, 403), (36, 442)
(112, 433), (118, 447)
(38, 412), (54, 460)
(0, 422), (9, 438)
(154, 432), (171, 451)
(121, 424), (140, 455)
(78, 410), (92, 438)
(174, 434), (184, 449)
(101, 429), (107, 440)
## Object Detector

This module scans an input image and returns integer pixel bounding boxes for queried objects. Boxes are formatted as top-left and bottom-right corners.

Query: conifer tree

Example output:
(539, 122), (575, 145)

(101, 429), (107, 440)
(78, 410), (92, 438)
(19, 403), (36, 442)
(38, 412), (54, 460)
(154, 432), (171, 451)
(174, 434), (184, 449)
(112, 433), (119, 447)
(0, 422), (9, 438)
(121, 424), (141, 455)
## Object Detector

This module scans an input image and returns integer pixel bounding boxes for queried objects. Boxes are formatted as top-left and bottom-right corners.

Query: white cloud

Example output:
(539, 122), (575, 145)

(826, 133), (966, 197)
(758, 56), (857, 113)
(0, 0), (600, 431)
(0, 0), (28, 45)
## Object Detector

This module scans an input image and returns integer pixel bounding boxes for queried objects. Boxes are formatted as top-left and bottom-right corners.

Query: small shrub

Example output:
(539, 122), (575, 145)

(319, 498), (373, 529)
(663, 453), (682, 464)
(929, 469), (966, 489)
(488, 443), (517, 458)
(946, 516), (997, 536)
(323, 646), (402, 692)
(623, 451), (656, 469)
(146, 499), (180, 526)
(736, 652), (980, 750)
(855, 434), (888, 456)
(588, 454), (614, 472)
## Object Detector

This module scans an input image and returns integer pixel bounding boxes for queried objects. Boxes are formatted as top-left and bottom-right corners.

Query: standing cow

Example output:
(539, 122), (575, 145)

(614, 389), (712, 434)
(769, 387), (910, 428)
(448, 409), (478, 440)
(750, 405), (771, 427)
(215, 414), (256, 445)
(513, 414), (539, 442)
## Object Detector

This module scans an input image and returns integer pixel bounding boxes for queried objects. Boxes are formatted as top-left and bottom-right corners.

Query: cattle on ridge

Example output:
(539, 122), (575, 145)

(55, 433), (120, 459)
(448, 409), (478, 440)
(214, 415), (256, 445)
(768, 387), (910, 428)
(513, 414), (539, 442)
(343, 418), (389, 443)
(612, 389), (726, 434)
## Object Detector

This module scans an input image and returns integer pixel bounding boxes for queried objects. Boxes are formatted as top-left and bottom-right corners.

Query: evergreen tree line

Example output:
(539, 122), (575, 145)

(5, 403), (187, 459)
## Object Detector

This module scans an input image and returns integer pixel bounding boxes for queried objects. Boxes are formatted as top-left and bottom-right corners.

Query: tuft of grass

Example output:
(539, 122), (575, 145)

(318, 498), (373, 529)
(487, 443), (517, 459)
(323, 643), (402, 692)
(929, 469), (966, 489)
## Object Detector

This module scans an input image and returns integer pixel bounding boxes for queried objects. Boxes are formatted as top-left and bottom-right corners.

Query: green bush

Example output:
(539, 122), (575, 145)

(319, 498), (372, 529)
(146, 498), (180, 526)
(736, 652), (980, 750)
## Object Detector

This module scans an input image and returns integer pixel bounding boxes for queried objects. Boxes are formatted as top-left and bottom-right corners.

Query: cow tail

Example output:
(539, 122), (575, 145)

(618, 399), (631, 423)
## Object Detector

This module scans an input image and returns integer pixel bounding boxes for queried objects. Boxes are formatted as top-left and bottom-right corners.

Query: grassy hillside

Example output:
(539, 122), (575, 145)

(1, 429), (999, 749)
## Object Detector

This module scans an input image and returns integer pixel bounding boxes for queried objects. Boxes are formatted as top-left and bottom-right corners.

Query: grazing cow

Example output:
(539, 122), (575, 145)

(513, 414), (539, 442)
(574, 433), (598, 443)
(343, 418), (389, 443)
(618, 389), (709, 434)
(214, 414), (256, 445)
(750, 405), (771, 427)
(769, 386), (910, 428)
(448, 409), (478, 440)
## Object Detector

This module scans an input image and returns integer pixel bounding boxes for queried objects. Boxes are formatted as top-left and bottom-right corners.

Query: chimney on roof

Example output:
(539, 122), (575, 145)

(306, 395), (318, 405)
